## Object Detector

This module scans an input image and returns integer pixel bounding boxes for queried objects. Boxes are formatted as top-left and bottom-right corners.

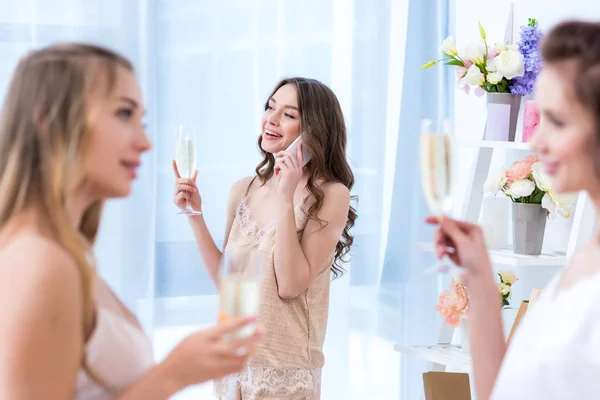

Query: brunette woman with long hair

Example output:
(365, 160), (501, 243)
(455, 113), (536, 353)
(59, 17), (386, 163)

(174, 77), (357, 399)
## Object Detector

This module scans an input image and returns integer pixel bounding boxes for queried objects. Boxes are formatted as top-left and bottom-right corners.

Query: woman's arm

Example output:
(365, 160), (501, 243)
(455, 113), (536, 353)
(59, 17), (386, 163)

(430, 217), (506, 400)
(468, 278), (506, 400)
(0, 239), (186, 400)
(0, 238), (84, 399)
(115, 363), (180, 399)
(0, 237), (262, 400)
(187, 176), (253, 285)
(274, 182), (350, 300)
(116, 316), (263, 400)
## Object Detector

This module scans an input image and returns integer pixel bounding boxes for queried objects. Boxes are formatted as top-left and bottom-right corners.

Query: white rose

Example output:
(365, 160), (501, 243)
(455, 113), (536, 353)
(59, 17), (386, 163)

(495, 42), (507, 53)
(464, 65), (485, 87)
(499, 270), (518, 285)
(542, 191), (578, 219)
(484, 167), (507, 196)
(498, 283), (511, 296)
(487, 71), (503, 85)
(509, 179), (535, 198)
(453, 274), (463, 285)
(463, 41), (487, 65)
(493, 47), (525, 79)
(531, 162), (552, 191)
(441, 36), (458, 56)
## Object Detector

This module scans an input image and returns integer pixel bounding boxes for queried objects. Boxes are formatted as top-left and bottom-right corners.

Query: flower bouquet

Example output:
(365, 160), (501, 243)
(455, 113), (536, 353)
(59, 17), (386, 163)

(435, 277), (468, 328)
(435, 272), (518, 351)
(484, 156), (577, 254)
(422, 18), (543, 141)
(435, 271), (518, 326)
(498, 270), (518, 309)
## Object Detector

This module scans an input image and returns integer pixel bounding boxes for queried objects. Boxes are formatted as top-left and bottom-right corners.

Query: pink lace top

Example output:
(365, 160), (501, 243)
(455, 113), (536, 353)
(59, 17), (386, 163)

(214, 195), (332, 399)
(75, 288), (154, 399)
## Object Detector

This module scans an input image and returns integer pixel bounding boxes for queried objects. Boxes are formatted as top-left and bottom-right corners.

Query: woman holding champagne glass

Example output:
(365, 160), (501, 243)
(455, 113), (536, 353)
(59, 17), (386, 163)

(173, 77), (357, 399)
(428, 21), (600, 399)
(0, 43), (262, 399)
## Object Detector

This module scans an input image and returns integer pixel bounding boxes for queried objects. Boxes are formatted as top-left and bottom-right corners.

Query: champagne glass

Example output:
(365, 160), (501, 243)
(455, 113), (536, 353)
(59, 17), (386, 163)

(420, 119), (460, 274)
(218, 249), (263, 399)
(174, 125), (202, 215)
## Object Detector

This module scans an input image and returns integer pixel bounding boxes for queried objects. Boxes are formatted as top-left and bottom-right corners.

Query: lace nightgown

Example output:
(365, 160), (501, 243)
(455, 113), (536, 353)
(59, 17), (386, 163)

(214, 193), (332, 400)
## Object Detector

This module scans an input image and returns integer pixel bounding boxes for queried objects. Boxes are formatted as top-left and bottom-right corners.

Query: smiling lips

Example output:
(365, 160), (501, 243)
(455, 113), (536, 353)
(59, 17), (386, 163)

(121, 160), (140, 179)
(264, 129), (282, 140)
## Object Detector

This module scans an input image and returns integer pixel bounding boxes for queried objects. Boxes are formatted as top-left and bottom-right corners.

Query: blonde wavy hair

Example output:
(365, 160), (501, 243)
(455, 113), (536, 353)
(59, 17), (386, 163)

(0, 43), (133, 385)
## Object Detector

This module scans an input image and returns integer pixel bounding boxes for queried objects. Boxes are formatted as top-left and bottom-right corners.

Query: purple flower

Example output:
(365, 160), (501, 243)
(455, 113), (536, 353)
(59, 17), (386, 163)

(510, 19), (543, 96)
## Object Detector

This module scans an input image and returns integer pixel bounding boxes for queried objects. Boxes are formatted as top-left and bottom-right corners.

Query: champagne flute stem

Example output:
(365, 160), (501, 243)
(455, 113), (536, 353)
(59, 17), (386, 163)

(424, 255), (464, 275)
(227, 375), (237, 400)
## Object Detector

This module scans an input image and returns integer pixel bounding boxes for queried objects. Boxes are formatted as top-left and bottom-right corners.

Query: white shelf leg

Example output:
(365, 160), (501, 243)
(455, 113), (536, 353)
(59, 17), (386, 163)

(460, 147), (493, 222)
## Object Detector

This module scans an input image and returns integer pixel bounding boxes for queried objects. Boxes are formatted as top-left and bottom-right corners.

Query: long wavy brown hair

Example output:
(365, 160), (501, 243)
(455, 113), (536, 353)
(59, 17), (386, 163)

(0, 43), (132, 388)
(254, 77), (357, 277)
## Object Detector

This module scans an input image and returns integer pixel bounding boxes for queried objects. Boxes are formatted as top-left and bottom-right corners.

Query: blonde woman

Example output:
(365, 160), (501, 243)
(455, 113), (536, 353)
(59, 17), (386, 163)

(0, 43), (262, 399)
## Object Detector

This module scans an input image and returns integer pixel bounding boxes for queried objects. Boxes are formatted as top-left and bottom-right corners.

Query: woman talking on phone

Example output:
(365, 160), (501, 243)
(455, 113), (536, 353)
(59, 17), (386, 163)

(429, 21), (600, 400)
(173, 77), (357, 399)
(0, 43), (262, 400)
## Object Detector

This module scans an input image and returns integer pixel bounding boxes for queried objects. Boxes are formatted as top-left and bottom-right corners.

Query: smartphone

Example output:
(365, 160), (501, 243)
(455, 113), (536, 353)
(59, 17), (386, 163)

(285, 135), (311, 167)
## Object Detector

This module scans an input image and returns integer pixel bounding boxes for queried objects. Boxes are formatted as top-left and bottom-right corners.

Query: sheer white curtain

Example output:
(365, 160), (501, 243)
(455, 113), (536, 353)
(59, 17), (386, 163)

(0, 0), (410, 397)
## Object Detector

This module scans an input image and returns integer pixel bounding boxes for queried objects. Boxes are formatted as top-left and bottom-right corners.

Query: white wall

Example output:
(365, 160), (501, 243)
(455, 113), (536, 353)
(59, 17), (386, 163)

(452, 0), (600, 295)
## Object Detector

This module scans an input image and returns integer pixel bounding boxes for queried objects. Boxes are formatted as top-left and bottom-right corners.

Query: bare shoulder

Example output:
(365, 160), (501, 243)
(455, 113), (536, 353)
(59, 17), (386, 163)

(321, 181), (351, 205)
(0, 235), (84, 398)
(230, 176), (256, 197)
(0, 235), (83, 311)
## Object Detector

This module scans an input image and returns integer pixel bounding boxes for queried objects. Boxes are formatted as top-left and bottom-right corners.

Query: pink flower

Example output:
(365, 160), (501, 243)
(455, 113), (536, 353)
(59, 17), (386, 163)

(523, 100), (540, 142)
(506, 154), (540, 185)
(456, 66), (470, 94)
(435, 281), (469, 327)
(473, 86), (486, 97)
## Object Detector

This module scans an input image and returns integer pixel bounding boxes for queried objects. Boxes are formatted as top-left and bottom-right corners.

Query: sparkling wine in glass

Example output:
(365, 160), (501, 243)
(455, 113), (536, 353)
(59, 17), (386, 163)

(175, 125), (202, 215)
(420, 119), (459, 274)
(218, 250), (263, 399)
(218, 256), (261, 337)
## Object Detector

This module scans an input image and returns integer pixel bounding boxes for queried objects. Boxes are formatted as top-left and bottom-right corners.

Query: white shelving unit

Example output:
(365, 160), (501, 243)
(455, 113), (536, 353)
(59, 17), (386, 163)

(457, 139), (531, 151)
(394, 344), (471, 371)
(414, 242), (567, 267)
(394, 3), (597, 378)
(397, 140), (595, 373)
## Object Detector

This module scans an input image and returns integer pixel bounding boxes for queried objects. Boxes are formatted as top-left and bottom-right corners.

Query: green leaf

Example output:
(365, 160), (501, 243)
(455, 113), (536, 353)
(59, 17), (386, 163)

(445, 59), (465, 67)
(528, 18), (537, 27)
(421, 60), (437, 70)
(479, 22), (487, 40)
(531, 189), (545, 204)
